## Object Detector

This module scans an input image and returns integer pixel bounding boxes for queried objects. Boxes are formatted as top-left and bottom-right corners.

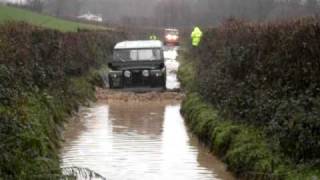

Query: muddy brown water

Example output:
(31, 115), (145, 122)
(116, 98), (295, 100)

(60, 99), (235, 180)
(60, 47), (235, 180)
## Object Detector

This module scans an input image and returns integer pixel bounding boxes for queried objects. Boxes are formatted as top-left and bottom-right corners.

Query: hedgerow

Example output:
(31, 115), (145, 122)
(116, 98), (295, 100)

(0, 22), (125, 178)
(194, 17), (320, 163)
(181, 93), (288, 179)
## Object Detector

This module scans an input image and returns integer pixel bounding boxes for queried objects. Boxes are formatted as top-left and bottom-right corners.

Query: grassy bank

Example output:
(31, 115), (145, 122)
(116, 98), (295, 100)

(181, 92), (320, 179)
(0, 5), (107, 32)
(178, 49), (320, 179)
(0, 75), (96, 179)
(0, 22), (125, 178)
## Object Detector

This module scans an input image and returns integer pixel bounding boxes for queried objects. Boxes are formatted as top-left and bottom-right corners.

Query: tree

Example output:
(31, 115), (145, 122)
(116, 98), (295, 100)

(46, 0), (82, 17)
(153, 0), (192, 28)
(26, 0), (44, 12)
(305, 0), (319, 14)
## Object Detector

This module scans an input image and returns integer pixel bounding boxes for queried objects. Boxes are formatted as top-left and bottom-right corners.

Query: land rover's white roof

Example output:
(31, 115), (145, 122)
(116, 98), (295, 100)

(114, 40), (163, 49)
(165, 28), (178, 31)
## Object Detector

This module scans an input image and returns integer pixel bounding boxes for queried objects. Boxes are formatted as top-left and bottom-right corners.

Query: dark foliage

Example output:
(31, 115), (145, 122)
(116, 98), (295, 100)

(194, 18), (320, 162)
(0, 22), (125, 178)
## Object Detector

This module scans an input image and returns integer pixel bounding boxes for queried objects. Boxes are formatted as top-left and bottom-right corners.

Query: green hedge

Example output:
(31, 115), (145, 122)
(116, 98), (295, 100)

(194, 18), (320, 162)
(181, 93), (285, 179)
(0, 22), (125, 178)
(180, 93), (320, 179)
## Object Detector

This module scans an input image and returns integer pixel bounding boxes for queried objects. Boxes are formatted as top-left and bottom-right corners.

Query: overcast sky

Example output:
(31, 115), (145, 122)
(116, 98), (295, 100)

(2, 0), (26, 4)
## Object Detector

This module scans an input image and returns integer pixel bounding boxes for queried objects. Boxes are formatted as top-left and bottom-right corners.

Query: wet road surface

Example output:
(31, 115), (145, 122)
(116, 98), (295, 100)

(60, 102), (234, 180)
(164, 47), (180, 90)
(60, 47), (235, 180)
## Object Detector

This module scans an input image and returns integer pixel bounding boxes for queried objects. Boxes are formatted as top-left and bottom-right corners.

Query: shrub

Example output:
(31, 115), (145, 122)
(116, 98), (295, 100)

(181, 93), (286, 179)
(0, 22), (125, 178)
(194, 17), (320, 162)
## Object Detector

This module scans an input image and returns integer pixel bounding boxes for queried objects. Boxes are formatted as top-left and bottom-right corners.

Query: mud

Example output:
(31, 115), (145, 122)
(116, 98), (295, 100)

(96, 87), (184, 103)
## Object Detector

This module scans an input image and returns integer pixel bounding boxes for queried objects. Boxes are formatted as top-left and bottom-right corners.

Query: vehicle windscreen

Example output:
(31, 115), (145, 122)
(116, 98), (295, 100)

(114, 49), (162, 61)
(165, 30), (179, 35)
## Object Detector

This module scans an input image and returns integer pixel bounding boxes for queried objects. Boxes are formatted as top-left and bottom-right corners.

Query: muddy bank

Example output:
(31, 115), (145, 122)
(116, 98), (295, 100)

(96, 87), (184, 103)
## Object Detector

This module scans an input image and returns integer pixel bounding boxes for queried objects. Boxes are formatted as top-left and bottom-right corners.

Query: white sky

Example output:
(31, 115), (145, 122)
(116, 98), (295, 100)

(2, 0), (26, 4)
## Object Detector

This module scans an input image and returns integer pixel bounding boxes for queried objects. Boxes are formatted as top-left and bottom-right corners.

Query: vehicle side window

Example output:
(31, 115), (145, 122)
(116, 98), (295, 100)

(114, 50), (130, 61)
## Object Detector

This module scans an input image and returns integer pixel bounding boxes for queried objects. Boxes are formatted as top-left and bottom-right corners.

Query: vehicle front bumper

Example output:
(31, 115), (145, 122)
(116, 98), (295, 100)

(108, 69), (166, 88)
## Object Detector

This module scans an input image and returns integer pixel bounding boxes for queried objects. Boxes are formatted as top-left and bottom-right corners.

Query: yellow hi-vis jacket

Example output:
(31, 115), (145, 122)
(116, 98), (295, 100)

(149, 35), (157, 40)
(191, 27), (203, 47)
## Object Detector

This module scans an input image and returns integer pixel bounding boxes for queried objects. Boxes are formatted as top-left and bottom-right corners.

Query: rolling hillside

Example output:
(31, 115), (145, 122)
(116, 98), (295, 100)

(0, 5), (107, 32)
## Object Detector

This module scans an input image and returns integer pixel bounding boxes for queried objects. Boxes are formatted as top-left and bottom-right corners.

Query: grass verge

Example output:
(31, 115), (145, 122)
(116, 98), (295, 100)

(178, 49), (320, 180)
(0, 21), (124, 178)
(0, 5), (107, 32)
(0, 70), (101, 179)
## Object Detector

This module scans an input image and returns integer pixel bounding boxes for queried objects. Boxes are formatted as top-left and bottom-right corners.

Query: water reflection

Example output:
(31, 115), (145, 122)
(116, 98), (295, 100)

(164, 48), (180, 90)
(110, 102), (164, 136)
(160, 106), (219, 180)
(60, 102), (234, 180)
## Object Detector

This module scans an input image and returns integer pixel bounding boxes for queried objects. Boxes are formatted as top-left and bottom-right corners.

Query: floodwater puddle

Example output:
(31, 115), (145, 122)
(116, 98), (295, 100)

(60, 102), (234, 180)
(164, 47), (180, 90)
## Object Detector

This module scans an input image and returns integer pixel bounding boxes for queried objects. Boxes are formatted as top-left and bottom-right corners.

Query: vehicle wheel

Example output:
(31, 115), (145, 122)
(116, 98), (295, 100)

(108, 74), (116, 89)
(109, 78), (114, 89)
(162, 76), (167, 90)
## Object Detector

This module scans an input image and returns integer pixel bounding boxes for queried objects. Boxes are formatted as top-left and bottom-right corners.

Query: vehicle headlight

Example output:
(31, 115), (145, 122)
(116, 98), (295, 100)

(172, 35), (178, 40)
(155, 72), (161, 77)
(124, 70), (131, 78)
(142, 70), (150, 77)
(112, 74), (117, 78)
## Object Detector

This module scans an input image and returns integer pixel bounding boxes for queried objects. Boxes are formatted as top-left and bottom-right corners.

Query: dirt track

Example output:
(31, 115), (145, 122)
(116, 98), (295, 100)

(96, 87), (184, 103)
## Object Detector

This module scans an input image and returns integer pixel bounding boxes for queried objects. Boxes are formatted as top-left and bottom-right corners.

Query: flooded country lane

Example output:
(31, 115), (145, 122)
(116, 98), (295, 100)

(59, 47), (235, 180)
(60, 101), (234, 180)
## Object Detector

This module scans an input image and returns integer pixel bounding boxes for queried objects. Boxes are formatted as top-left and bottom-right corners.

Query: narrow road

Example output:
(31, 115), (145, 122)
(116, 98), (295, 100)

(60, 47), (235, 180)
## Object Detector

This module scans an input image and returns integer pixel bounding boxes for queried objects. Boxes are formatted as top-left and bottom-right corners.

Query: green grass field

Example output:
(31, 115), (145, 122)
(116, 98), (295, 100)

(0, 5), (108, 32)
